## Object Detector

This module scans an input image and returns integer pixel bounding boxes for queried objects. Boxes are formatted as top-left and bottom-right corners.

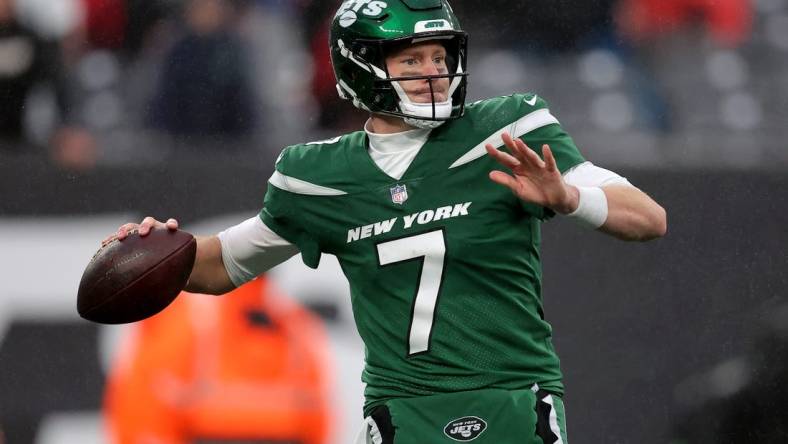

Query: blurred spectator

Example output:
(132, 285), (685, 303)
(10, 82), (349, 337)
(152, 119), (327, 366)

(612, 0), (752, 134)
(105, 277), (332, 444)
(149, 0), (258, 140)
(81, 0), (126, 50)
(0, 0), (98, 169)
(12, 0), (83, 41)
(122, 0), (175, 57)
(235, 0), (315, 147)
(303, 5), (366, 131)
(459, 0), (674, 132)
(455, 0), (619, 53)
(50, 124), (97, 170)
(0, 0), (63, 143)
(617, 0), (753, 47)
(79, 0), (175, 56)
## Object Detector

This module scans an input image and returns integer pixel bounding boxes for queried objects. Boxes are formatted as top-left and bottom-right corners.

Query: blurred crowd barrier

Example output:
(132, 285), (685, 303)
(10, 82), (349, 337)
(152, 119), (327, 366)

(0, 0), (786, 170)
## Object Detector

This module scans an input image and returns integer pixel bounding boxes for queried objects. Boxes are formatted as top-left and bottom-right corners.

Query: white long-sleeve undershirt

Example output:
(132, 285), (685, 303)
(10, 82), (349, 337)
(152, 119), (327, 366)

(365, 120), (431, 180)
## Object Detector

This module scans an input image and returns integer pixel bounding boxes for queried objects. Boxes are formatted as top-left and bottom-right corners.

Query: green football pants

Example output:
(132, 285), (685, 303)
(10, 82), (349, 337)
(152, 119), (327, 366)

(354, 386), (568, 444)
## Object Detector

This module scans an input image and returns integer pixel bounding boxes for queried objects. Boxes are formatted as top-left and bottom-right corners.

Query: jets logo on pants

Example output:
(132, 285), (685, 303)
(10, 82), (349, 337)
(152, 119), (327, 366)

(444, 416), (487, 441)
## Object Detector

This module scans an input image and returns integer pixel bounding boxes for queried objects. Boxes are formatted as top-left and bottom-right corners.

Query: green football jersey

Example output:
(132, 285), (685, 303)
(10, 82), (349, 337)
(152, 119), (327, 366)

(260, 94), (585, 414)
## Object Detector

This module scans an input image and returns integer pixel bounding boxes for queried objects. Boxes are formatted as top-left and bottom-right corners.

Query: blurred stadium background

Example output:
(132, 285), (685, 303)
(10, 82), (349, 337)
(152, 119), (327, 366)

(0, 0), (786, 443)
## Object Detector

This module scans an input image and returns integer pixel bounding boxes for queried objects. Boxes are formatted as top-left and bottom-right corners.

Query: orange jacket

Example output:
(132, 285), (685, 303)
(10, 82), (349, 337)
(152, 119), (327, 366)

(104, 277), (332, 444)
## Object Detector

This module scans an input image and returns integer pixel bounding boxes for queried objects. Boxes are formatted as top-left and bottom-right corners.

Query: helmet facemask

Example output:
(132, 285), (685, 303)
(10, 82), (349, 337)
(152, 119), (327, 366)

(382, 35), (468, 128)
(334, 30), (469, 129)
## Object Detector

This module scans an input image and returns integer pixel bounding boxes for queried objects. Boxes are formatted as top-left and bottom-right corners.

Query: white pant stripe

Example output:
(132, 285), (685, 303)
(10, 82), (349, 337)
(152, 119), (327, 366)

(542, 394), (565, 444)
(353, 415), (383, 444)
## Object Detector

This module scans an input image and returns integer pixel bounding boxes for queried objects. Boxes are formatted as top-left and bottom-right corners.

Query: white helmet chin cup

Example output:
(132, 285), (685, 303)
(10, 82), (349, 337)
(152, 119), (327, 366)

(392, 80), (452, 129)
(401, 100), (452, 129)
(403, 118), (446, 129)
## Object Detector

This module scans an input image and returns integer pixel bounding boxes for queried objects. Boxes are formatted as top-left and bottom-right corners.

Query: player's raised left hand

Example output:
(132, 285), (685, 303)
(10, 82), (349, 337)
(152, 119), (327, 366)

(486, 132), (580, 214)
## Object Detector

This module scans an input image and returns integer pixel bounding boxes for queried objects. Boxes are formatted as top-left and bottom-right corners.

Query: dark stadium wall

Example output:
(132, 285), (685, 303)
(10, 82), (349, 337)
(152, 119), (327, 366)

(540, 171), (787, 443)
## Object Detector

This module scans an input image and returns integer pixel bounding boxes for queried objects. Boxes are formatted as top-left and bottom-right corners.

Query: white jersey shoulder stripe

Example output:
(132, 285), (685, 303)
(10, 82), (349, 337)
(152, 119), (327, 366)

(269, 170), (348, 196)
(449, 108), (559, 169)
(306, 136), (342, 146)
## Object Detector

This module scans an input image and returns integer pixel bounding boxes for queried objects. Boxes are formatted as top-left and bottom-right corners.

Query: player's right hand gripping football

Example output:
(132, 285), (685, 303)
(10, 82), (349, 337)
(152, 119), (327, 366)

(102, 217), (179, 246)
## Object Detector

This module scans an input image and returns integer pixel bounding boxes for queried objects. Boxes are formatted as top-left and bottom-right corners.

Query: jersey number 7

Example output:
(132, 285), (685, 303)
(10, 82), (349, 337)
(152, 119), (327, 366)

(377, 229), (447, 356)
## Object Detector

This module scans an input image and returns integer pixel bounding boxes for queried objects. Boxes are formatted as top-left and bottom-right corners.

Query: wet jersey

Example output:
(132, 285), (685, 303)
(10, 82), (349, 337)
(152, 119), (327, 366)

(260, 94), (585, 414)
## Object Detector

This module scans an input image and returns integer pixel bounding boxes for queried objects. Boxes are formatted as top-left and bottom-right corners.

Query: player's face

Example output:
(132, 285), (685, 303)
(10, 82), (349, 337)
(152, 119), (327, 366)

(385, 42), (451, 104)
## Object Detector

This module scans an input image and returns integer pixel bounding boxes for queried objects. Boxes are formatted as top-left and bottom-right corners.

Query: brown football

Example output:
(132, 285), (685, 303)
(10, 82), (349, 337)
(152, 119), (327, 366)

(77, 228), (197, 324)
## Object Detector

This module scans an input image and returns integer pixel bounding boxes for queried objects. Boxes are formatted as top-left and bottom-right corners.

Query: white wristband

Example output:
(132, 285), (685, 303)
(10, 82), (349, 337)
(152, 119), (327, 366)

(566, 186), (608, 228)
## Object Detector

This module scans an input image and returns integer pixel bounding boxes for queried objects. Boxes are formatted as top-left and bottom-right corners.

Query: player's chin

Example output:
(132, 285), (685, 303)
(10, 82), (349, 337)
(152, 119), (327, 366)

(411, 93), (449, 103)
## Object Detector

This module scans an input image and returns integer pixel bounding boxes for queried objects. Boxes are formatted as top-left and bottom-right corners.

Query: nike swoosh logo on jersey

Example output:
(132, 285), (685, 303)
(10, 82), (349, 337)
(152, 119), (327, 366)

(525, 95), (538, 106)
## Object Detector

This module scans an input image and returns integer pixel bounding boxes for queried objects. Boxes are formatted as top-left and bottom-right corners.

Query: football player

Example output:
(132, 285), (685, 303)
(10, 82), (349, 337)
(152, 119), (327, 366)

(110, 0), (666, 442)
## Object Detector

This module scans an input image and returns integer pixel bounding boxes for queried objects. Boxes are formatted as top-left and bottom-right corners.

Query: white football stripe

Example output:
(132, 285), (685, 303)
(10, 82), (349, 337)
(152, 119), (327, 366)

(543, 394), (566, 444)
(269, 171), (347, 196)
(449, 108), (559, 169)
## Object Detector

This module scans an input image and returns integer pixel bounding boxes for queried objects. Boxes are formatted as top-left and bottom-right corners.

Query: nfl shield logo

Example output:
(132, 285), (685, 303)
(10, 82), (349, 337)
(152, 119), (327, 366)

(390, 184), (408, 205)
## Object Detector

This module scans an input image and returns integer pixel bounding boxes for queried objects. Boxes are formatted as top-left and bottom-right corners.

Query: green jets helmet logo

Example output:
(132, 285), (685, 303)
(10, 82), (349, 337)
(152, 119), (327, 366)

(336, 0), (389, 28)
